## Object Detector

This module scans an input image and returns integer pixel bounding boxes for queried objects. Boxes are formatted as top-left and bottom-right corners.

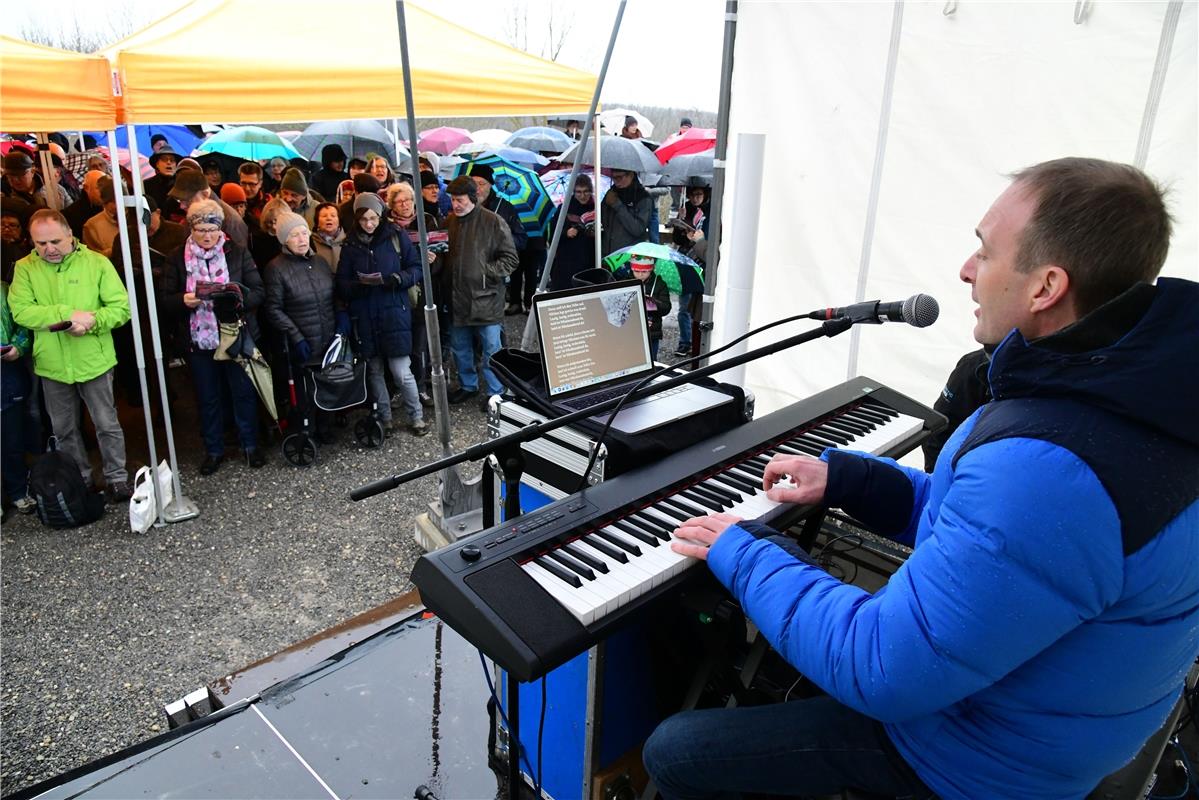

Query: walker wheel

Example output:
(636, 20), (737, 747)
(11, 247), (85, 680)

(354, 417), (386, 448)
(282, 433), (318, 467)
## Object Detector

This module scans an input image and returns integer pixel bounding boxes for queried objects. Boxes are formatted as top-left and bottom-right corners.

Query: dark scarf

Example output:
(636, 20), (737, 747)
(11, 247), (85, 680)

(614, 177), (649, 206)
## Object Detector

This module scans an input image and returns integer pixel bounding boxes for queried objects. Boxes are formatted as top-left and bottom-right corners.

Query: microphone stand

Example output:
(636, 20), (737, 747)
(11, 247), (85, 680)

(350, 316), (854, 510)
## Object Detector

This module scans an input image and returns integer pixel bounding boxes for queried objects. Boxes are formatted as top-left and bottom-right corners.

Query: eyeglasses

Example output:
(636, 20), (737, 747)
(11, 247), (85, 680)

(240, 180), (260, 188)
(192, 226), (221, 235)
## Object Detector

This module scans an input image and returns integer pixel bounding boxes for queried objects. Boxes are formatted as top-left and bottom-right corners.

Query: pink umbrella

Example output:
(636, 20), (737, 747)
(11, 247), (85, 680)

(417, 126), (472, 156)
(655, 128), (718, 165)
(96, 146), (155, 180)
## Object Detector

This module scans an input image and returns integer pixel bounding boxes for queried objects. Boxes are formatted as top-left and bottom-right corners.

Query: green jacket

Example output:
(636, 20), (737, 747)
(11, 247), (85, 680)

(8, 243), (130, 384)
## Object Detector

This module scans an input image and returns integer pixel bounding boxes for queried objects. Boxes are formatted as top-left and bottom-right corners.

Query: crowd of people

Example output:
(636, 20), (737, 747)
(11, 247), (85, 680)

(0, 116), (706, 519)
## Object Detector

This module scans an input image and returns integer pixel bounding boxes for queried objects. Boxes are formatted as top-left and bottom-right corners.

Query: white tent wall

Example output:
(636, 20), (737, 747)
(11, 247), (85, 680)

(715, 1), (1198, 434)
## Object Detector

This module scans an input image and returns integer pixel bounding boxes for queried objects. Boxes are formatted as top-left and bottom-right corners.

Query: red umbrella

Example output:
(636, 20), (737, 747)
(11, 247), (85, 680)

(417, 126), (472, 156)
(655, 128), (718, 165)
(0, 140), (36, 157)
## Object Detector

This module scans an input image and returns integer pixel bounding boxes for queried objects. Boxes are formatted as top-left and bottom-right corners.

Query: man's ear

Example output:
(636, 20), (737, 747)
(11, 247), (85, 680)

(1030, 264), (1071, 314)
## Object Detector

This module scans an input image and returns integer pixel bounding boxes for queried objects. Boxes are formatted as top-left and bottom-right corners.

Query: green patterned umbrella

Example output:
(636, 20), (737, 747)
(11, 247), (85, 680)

(603, 242), (704, 294)
(454, 155), (553, 238)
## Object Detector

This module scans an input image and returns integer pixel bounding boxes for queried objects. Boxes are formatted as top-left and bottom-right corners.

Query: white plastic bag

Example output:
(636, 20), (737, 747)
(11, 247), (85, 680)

(128, 461), (174, 534)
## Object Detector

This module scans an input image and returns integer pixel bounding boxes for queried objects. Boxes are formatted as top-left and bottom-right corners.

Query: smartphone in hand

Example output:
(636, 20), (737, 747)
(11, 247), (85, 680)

(0, 344), (13, 356)
(48, 321), (73, 332)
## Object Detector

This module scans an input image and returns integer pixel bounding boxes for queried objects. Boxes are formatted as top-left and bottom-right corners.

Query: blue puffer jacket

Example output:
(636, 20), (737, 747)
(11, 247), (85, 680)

(335, 220), (423, 359)
(709, 277), (1199, 800)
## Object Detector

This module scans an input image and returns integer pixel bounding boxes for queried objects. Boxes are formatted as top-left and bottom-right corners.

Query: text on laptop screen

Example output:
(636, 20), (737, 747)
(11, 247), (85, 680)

(537, 284), (653, 397)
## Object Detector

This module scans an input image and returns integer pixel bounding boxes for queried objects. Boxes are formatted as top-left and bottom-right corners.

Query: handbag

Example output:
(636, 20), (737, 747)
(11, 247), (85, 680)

(128, 461), (175, 534)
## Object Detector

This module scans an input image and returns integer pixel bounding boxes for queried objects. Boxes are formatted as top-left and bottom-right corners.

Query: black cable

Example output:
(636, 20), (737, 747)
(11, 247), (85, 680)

(537, 676), (547, 795)
(574, 311), (813, 492)
(477, 651), (539, 795)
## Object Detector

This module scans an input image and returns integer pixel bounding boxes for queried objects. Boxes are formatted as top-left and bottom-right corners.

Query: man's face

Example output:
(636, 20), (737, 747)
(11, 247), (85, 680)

(450, 194), (475, 217)
(239, 173), (261, 199)
(280, 188), (304, 210)
(471, 176), (491, 202)
(330, 159), (345, 172)
(573, 185), (592, 204)
(179, 187), (211, 214)
(421, 183), (439, 205)
(688, 189), (705, 206)
(29, 219), (74, 263)
(155, 156), (177, 177)
(316, 207), (340, 234)
(1, 216), (23, 244)
(612, 170), (634, 189)
(6, 168), (34, 192)
(960, 181), (1040, 346)
(370, 160), (389, 182)
(204, 168), (222, 189)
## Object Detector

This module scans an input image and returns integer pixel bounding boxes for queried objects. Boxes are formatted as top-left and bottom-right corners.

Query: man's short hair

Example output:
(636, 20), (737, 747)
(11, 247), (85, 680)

(238, 161), (263, 178)
(28, 208), (71, 234)
(446, 176), (477, 202)
(1011, 157), (1172, 316)
(348, 157), (368, 171)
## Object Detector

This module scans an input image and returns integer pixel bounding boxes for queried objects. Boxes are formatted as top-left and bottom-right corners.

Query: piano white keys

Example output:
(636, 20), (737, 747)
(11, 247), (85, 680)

(520, 401), (928, 626)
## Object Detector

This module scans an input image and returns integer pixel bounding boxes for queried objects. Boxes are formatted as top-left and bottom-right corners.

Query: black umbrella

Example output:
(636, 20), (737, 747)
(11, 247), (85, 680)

(558, 136), (662, 174)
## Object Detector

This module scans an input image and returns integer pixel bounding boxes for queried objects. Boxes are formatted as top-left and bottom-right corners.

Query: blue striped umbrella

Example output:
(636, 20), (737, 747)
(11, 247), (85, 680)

(455, 155), (553, 238)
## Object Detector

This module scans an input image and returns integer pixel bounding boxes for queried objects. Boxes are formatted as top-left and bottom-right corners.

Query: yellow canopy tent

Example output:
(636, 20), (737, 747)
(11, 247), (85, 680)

(0, 36), (117, 131)
(104, 0), (596, 124)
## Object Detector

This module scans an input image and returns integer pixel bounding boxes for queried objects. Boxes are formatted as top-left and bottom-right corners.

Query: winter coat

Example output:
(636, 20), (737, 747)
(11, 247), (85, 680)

(335, 220), (422, 358)
(0, 281), (32, 411)
(159, 238), (264, 348)
(311, 229), (347, 274)
(548, 196), (595, 289)
(600, 181), (652, 256)
(264, 250), (336, 355)
(110, 219), (188, 284)
(63, 194), (102, 239)
(8, 243), (131, 384)
(482, 192), (527, 252)
(921, 347), (992, 471)
(445, 205), (518, 327)
(311, 145), (349, 204)
(708, 278), (1199, 800)
(640, 274), (671, 341)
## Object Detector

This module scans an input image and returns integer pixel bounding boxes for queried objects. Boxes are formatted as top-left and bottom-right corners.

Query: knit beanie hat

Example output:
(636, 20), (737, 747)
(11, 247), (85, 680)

(220, 182), (247, 205)
(353, 192), (385, 218)
(175, 157), (203, 173)
(274, 211), (308, 245)
(467, 163), (494, 184)
(280, 167), (309, 196)
(419, 171), (440, 189)
(169, 170), (209, 200)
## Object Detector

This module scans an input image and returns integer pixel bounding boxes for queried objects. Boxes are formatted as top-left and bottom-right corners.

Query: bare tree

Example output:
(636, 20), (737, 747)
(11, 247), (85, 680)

(504, 0), (530, 53)
(544, 3), (575, 62)
(15, 2), (139, 53)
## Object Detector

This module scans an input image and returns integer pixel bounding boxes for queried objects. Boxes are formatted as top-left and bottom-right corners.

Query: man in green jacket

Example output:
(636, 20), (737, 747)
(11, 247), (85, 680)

(8, 209), (133, 501)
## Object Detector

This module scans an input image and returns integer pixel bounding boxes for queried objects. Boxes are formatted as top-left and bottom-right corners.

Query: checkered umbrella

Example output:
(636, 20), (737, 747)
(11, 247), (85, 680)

(454, 155), (553, 238)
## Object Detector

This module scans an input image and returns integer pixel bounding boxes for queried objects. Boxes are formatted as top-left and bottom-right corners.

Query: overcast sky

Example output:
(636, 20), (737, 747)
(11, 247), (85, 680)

(1, 0), (726, 112)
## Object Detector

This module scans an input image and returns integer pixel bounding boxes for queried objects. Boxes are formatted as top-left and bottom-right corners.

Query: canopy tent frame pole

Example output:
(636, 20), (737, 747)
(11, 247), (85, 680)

(699, 0), (740, 366)
(125, 124), (199, 523)
(105, 130), (164, 524)
(392, 118), (404, 169)
(33, 134), (61, 211)
(519, 0), (628, 351)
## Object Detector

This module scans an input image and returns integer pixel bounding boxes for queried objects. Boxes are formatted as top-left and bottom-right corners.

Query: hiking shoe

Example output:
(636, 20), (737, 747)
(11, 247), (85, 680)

(246, 449), (266, 469)
(200, 454), (224, 476)
(409, 418), (430, 436)
(448, 388), (479, 404)
(419, 391), (434, 408)
(504, 303), (523, 316)
(13, 496), (36, 514)
(390, 393), (403, 409)
(106, 481), (134, 503)
(674, 346), (691, 357)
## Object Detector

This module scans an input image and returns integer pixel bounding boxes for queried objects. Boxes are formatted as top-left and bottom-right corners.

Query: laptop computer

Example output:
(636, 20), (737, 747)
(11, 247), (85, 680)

(532, 279), (733, 434)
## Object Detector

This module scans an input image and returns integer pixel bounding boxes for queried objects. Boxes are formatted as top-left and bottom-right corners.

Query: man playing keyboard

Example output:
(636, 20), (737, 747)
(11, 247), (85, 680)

(646, 158), (1199, 800)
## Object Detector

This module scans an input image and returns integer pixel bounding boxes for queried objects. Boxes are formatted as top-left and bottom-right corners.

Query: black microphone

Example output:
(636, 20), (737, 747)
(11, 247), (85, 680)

(806, 294), (939, 328)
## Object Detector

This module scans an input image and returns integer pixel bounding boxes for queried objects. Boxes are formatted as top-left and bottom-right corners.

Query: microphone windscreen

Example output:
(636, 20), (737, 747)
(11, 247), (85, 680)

(903, 294), (939, 328)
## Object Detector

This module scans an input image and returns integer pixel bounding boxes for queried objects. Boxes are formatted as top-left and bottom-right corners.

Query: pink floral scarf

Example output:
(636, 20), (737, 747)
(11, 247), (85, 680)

(183, 231), (229, 351)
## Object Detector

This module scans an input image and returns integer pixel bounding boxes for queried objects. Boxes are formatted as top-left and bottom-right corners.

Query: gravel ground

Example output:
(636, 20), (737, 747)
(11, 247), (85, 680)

(0, 308), (689, 794)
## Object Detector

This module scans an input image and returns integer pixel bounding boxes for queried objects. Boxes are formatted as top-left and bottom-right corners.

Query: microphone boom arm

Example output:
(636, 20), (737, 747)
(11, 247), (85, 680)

(350, 316), (855, 501)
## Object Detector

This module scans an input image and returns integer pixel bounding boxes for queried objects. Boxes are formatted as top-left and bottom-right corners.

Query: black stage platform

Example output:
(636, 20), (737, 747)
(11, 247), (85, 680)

(18, 612), (499, 800)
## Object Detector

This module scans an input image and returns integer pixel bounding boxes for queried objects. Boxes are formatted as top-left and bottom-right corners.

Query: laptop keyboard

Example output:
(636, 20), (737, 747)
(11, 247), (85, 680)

(561, 382), (686, 411)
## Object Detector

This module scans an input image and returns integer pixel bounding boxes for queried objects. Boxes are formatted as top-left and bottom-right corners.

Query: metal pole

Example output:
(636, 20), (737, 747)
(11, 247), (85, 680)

(125, 124), (199, 523)
(699, 0), (739, 366)
(105, 130), (164, 524)
(593, 117), (603, 273)
(519, 0), (628, 351)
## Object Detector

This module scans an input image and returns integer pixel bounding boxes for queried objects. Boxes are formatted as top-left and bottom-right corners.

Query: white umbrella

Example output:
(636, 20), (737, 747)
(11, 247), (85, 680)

(598, 108), (654, 138)
(470, 127), (511, 145)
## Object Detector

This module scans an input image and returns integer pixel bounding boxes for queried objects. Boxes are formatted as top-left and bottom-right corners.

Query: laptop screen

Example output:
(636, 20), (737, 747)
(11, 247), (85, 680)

(534, 280), (654, 399)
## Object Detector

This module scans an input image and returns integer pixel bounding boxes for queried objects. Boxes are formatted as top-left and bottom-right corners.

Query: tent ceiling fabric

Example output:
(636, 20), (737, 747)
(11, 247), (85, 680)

(103, 0), (596, 125)
(716, 1), (1198, 431)
(0, 36), (117, 131)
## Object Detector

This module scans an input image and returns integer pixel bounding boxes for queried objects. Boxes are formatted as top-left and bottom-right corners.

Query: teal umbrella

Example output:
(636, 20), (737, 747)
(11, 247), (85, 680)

(454, 155), (553, 238)
(603, 242), (704, 294)
(195, 126), (303, 162)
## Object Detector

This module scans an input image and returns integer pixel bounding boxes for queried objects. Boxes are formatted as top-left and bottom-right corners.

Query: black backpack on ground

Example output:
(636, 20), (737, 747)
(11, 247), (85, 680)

(28, 438), (105, 528)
